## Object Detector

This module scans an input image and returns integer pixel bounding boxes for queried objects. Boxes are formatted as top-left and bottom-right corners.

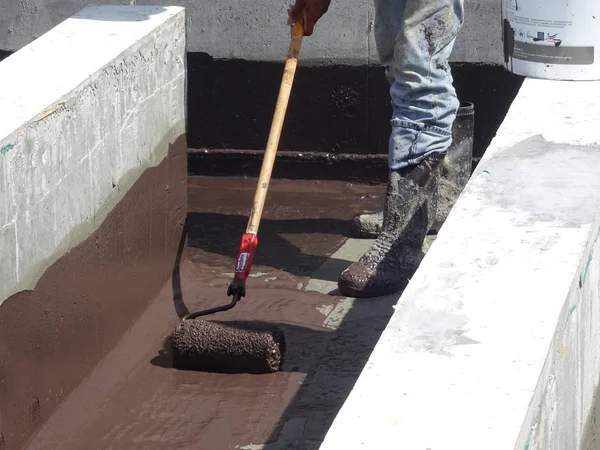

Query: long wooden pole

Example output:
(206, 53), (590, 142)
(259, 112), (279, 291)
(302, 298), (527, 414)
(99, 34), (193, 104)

(245, 18), (304, 234)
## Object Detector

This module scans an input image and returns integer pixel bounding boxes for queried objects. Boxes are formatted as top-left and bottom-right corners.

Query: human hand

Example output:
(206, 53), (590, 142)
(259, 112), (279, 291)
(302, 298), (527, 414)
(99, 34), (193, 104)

(287, 0), (331, 36)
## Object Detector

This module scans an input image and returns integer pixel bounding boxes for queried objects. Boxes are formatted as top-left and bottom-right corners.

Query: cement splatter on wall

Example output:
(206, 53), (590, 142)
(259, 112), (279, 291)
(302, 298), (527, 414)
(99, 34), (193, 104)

(0, 144), (14, 154)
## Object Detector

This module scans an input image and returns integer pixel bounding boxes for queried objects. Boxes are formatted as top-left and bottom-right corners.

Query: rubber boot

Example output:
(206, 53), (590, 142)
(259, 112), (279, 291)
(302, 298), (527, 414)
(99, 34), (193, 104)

(432, 101), (475, 232)
(338, 153), (443, 298)
(350, 101), (475, 238)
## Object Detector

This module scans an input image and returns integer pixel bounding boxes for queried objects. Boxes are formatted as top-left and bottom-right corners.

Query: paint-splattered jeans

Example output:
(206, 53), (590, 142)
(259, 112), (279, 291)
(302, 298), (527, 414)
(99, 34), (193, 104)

(374, 0), (465, 169)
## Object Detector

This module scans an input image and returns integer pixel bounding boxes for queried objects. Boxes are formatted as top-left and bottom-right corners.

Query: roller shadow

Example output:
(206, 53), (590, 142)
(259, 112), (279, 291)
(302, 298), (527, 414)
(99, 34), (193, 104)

(151, 320), (336, 375)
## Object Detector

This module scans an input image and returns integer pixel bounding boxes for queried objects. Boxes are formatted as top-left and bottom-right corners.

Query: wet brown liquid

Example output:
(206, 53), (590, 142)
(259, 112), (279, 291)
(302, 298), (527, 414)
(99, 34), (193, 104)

(24, 177), (390, 450)
(0, 135), (188, 450)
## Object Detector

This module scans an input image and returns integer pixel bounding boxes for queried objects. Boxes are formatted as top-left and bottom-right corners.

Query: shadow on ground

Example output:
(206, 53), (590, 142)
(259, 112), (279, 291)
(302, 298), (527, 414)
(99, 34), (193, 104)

(152, 211), (417, 448)
(185, 211), (356, 280)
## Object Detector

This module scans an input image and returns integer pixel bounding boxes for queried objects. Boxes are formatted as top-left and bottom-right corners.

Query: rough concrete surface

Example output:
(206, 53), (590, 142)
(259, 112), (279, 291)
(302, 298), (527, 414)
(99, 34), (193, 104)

(519, 209), (600, 450)
(0, 0), (504, 64)
(509, 88), (600, 450)
(318, 79), (600, 449)
(0, 5), (186, 304)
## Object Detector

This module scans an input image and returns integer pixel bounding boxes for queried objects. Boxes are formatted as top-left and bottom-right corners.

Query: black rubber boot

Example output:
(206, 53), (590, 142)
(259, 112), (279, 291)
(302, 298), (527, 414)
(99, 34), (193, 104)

(432, 101), (475, 232)
(350, 101), (475, 238)
(338, 153), (443, 298)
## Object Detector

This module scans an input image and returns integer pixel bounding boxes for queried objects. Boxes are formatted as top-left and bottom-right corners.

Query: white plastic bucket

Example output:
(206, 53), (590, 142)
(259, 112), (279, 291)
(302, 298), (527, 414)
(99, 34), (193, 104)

(501, 0), (600, 80)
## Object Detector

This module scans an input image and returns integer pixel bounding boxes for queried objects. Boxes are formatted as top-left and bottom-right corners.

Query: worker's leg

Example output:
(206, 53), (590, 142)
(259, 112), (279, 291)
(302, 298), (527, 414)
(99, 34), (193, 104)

(351, 0), (463, 238)
(347, 0), (406, 239)
(387, 0), (463, 168)
(339, 0), (464, 298)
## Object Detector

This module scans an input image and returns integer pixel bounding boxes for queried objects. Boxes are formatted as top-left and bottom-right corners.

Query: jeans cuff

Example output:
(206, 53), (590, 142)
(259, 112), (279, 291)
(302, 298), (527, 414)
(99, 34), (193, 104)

(390, 118), (452, 137)
(389, 119), (452, 169)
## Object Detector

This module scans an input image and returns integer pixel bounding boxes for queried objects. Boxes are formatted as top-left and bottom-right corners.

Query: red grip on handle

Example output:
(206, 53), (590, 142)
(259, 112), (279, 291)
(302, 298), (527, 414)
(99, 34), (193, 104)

(233, 233), (259, 282)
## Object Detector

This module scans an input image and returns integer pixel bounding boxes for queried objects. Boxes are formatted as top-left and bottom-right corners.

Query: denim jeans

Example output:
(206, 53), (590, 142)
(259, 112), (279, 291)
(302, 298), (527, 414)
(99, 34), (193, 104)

(373, 0), (465, 169)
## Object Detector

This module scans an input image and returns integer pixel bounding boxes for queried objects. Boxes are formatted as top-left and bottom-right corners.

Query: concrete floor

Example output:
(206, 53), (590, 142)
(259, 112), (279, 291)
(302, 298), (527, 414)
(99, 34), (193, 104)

(23, 176), (435, 450)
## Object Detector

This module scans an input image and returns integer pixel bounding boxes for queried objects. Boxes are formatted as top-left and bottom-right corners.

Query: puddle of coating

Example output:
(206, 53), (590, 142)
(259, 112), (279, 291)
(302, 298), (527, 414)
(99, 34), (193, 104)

(24, 176), (389, 450)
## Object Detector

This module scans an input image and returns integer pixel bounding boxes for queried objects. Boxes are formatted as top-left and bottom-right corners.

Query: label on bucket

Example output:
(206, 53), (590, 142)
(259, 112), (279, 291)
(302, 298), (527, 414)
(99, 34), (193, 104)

(503, 0), (597, 66)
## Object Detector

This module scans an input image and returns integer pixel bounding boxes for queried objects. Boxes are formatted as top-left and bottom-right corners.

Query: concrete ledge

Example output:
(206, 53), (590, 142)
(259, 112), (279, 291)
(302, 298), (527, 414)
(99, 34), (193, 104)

(518, 207), (600, 449)
(0, 6), (187, 448)
(319, 79), (600, 449)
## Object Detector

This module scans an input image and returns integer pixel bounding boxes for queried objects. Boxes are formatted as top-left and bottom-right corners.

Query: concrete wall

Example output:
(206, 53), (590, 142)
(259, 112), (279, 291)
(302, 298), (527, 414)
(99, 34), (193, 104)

(0, 6), (187, 447)
(515, 210), (600, 450)
(0, 5), (186, 304)
(0, 0), (503, 64)
(318, 78), (600, 449)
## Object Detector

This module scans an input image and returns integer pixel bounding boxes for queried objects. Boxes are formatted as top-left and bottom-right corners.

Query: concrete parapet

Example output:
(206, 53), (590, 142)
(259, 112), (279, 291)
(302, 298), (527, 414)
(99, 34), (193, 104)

(0, 6), (187, 448)
(319, 79), (600, 449)
(0, 4), (186, 303)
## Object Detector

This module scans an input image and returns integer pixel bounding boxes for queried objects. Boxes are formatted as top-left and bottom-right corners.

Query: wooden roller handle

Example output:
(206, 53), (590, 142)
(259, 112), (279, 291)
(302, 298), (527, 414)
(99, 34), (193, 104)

(245, 18), (304, 235)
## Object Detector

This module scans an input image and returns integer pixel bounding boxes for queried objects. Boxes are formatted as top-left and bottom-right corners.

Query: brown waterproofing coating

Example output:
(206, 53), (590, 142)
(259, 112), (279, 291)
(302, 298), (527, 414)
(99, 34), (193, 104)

(0, 135), (187, 450)
(171, 320), (285, 373)
(14, 175), (388, 449)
